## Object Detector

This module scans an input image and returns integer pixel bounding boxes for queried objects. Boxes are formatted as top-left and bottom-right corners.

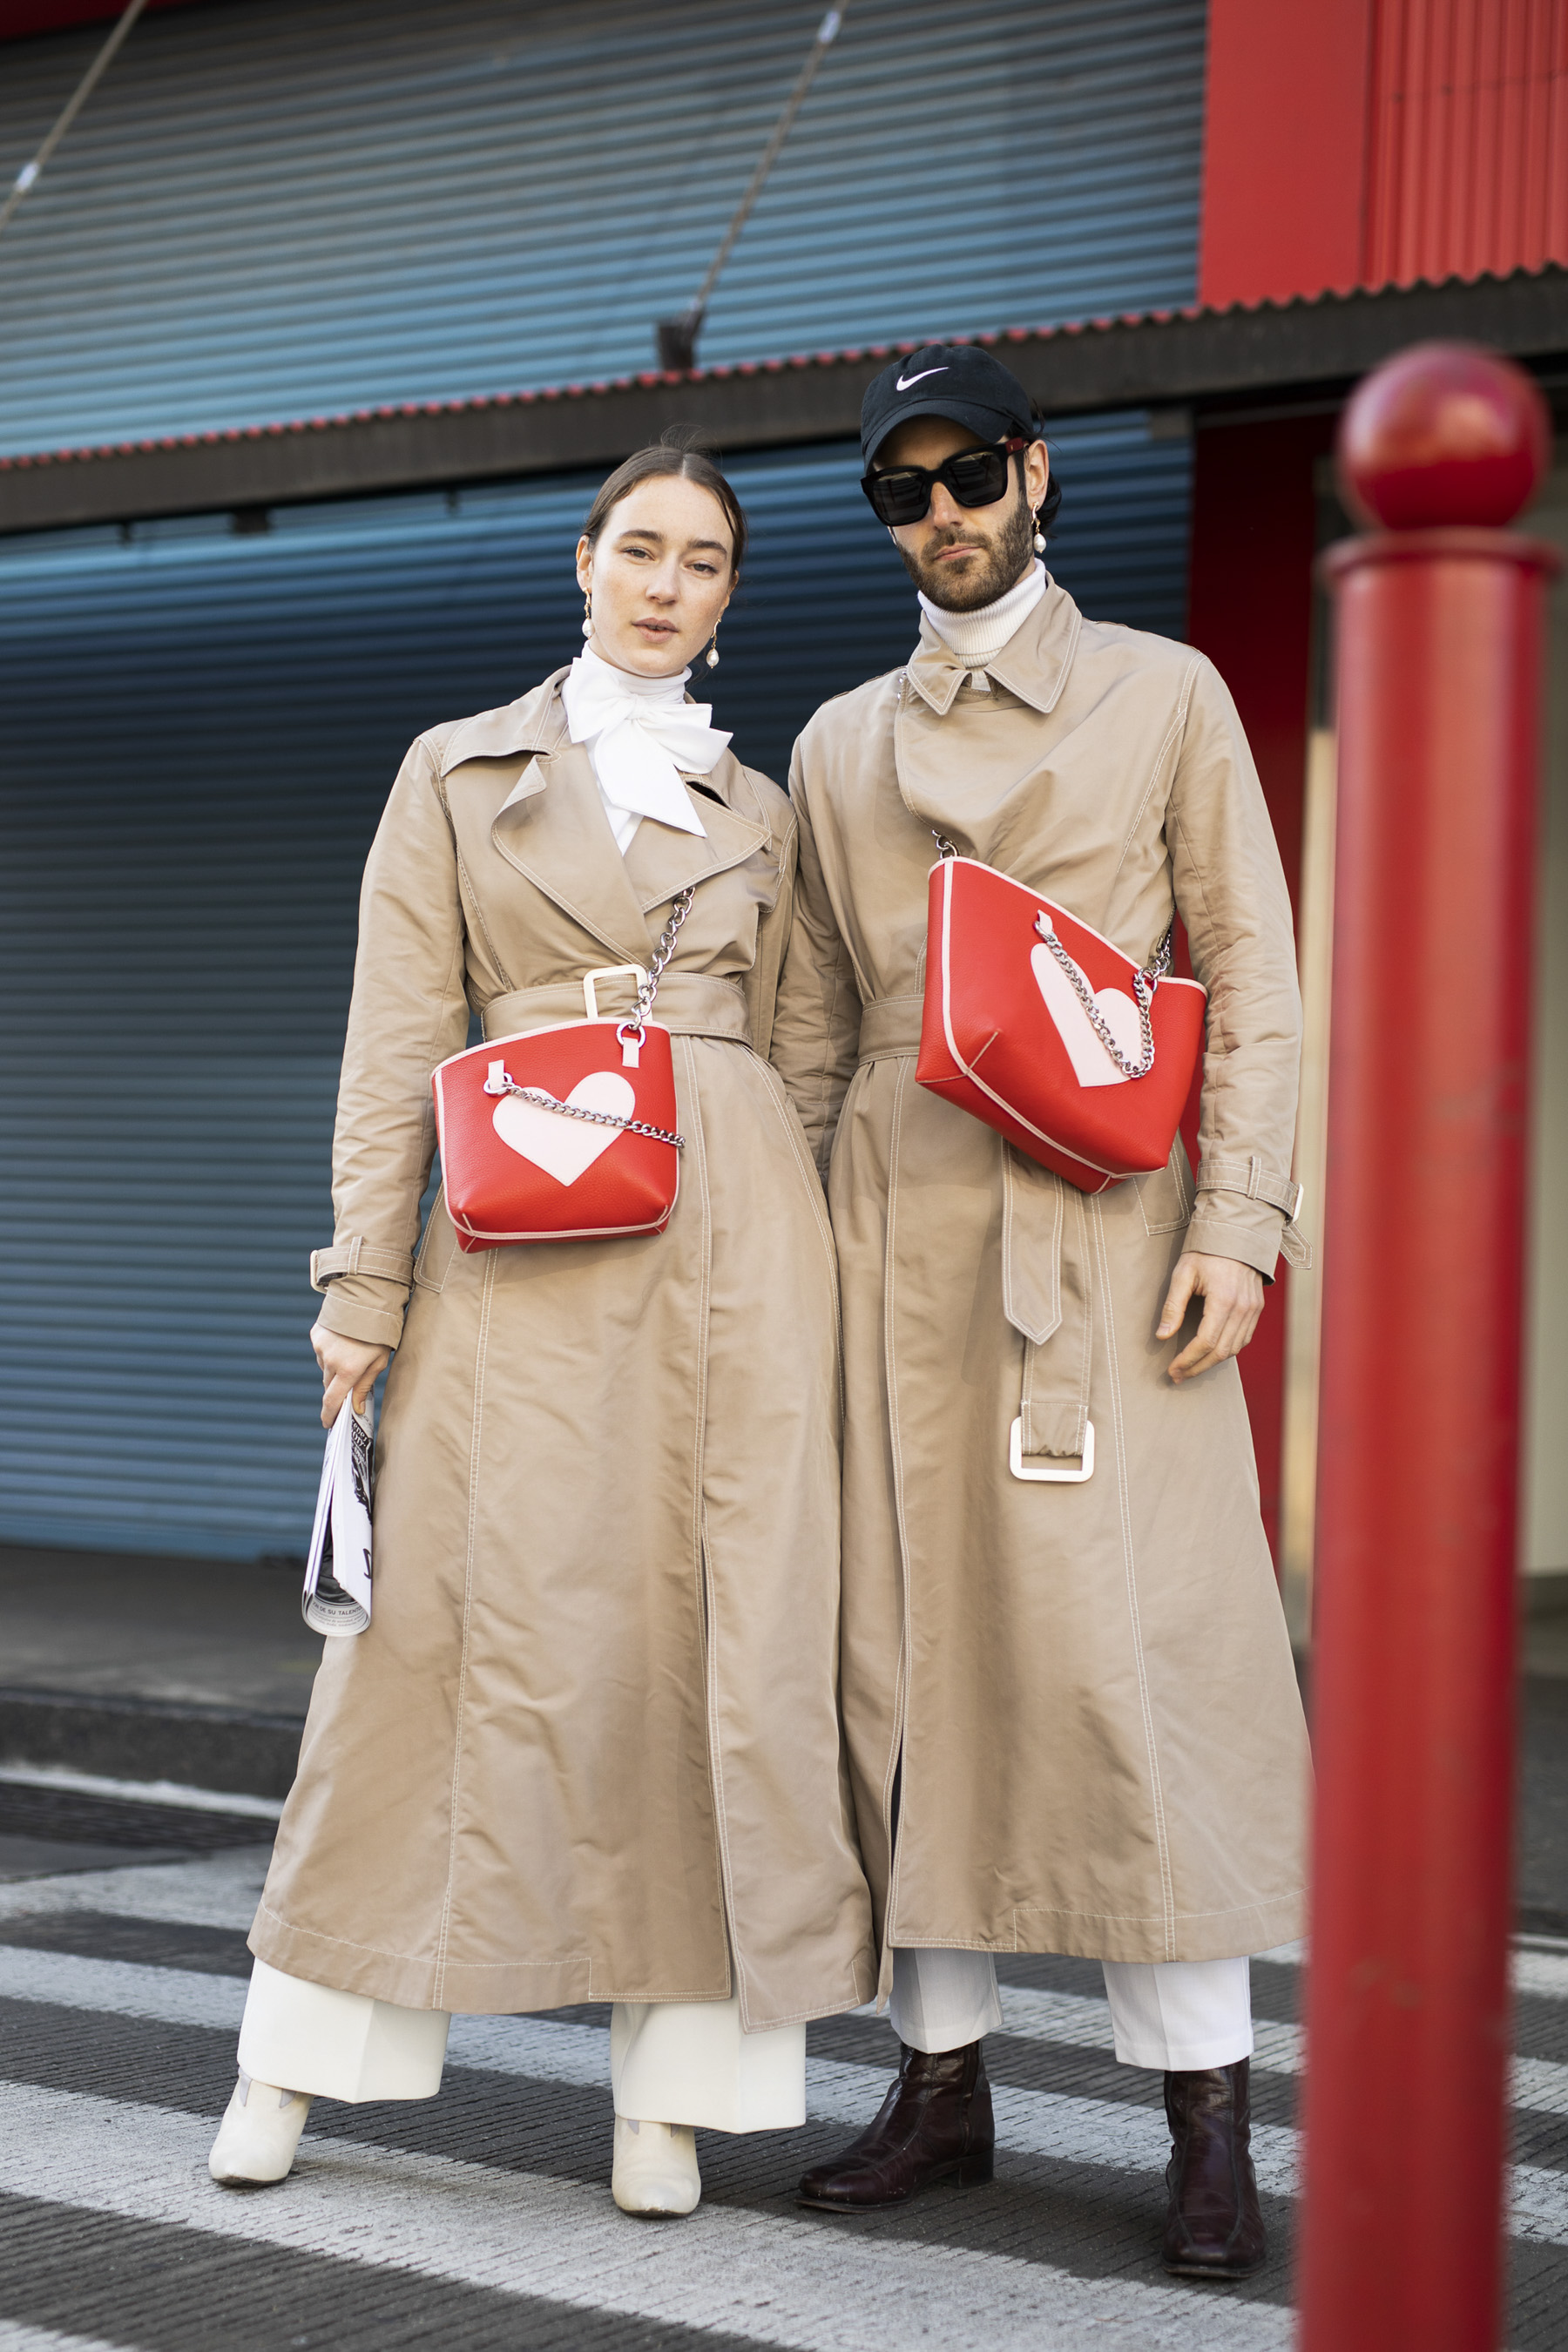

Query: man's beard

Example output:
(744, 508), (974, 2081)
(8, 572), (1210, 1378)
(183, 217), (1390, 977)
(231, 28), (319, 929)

(896, 487), (1035, 612)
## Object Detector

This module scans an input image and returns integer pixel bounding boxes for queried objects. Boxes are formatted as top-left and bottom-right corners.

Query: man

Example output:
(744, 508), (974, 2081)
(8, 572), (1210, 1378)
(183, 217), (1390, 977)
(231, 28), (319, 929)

(770, 344), (1311, 2279)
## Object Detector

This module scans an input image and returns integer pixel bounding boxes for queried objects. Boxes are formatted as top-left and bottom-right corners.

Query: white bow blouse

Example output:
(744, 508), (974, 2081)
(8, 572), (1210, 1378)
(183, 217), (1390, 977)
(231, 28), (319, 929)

(561, 643), (732, 853)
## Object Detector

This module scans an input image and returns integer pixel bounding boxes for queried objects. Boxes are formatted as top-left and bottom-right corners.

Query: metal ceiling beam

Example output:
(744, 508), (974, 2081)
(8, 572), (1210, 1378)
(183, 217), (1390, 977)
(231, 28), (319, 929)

(2, 265), (1564, 537)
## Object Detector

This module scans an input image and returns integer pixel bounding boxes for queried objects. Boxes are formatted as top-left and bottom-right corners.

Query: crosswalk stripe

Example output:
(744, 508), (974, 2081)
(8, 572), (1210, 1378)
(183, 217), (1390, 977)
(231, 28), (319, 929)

(3, 1944), (1567, 2248)
(0, 2079), (1294, 2352)
(1516, 1946), (1568, 2002)
(997, 1987), (1568, 2120)
(4, 1854), (1565, 2011)
(0, 2328), (133, 2352)
(8, 1944), (1567, 2146)
(0, 1852), (270, 1935)
(0, 1948), (243, 2034)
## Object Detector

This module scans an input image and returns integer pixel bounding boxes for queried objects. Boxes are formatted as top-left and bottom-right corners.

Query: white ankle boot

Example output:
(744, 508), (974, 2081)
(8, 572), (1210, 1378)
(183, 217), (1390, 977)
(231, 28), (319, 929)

(612, 2115), (701, 2215)
(208, 2072), (312, 2186)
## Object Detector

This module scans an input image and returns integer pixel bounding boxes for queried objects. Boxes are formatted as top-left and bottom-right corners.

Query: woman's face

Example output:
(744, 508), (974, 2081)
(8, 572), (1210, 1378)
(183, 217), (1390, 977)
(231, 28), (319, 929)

(576, 475), (736, 679)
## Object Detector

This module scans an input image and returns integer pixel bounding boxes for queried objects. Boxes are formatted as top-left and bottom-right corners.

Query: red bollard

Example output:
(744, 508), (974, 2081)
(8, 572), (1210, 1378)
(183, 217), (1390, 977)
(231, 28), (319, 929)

(1298, 346), (1557, 2349)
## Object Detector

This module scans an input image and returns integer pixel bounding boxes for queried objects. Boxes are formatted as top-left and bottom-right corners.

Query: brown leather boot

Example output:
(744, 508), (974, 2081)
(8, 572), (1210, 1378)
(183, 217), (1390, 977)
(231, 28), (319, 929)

(796, 2041), (995, 2212)
(1160, 2059), (1267, 2278)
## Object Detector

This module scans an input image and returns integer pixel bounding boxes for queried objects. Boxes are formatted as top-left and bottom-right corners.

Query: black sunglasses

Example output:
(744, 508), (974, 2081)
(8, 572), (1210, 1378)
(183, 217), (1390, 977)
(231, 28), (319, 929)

(861, 436), (1029, 527)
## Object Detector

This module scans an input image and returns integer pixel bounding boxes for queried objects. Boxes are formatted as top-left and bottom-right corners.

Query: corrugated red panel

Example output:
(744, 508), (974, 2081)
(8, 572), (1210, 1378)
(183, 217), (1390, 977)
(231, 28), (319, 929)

(1365, 0), (1568, 287)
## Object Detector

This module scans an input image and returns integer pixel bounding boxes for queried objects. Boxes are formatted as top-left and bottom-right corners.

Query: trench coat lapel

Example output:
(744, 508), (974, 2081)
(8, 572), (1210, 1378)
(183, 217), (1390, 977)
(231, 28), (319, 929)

(894, 577), (1084, 863)
(619, 746), (770, 916)
(449, 671), (657, 964)
(447, 672), (772, 956)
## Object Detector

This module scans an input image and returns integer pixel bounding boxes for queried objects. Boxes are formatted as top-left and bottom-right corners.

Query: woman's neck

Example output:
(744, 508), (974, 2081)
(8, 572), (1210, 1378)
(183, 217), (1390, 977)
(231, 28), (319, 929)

(578, 639), (690, 698)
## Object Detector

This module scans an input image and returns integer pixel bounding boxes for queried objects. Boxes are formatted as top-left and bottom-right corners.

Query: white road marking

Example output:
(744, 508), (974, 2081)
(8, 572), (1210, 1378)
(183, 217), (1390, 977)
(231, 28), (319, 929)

(1516, 1946), (1568, 2002)
(0, 2329), (134, 2352)
(0, 2080), (1294, 2352)
(0, 1849), (270, 1933)
(0, 1767), (283, 1821)
(998, 1986), (1568, 2121)
(4, 1948), (1568, 2245)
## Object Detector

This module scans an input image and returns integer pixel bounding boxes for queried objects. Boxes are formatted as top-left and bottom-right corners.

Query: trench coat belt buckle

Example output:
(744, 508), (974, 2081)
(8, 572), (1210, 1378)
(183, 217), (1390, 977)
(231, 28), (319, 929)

(1010, 1416), (1094, 1483)
(481, 972), (753, 1046)
(581, 964), (645, 1020)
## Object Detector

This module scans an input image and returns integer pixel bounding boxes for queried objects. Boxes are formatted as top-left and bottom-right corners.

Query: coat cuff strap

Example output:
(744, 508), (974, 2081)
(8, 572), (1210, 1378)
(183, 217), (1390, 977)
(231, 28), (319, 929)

(1194, 1156), (1304, 1223)
(310, 1239), (416, 1294)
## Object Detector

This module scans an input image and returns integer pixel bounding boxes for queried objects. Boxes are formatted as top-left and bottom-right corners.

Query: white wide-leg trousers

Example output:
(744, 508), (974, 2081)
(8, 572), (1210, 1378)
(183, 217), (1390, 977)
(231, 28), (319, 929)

(236, 1958), (805, 2132)
(888, 1946), (1254, 2072)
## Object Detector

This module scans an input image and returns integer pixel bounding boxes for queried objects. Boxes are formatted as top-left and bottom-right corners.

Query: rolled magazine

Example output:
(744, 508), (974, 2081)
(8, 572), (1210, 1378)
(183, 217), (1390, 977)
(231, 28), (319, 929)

(302, 1396), (375, 1637)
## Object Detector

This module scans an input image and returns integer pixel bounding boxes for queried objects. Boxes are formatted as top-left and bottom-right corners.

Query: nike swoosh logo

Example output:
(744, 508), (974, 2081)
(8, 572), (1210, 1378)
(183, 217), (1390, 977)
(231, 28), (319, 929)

(895, 367), (948, 389)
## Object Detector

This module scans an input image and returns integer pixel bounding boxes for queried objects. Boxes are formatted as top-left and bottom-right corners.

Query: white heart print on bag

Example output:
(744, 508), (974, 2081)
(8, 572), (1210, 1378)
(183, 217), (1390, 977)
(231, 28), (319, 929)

(491, 1071), (636, 1186)
(1030, 917), (1141, 1089)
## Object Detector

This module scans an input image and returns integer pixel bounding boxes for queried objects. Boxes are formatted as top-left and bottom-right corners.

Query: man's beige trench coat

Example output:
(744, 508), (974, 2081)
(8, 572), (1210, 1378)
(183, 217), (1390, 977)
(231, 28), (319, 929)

(251, 670), (875, 2027)
(770, 580), (1312, 1990)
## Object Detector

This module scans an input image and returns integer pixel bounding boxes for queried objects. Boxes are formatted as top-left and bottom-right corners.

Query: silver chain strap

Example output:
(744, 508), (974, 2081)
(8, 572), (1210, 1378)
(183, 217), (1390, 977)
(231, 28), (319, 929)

(624, 885), (696, 1042)
(482, 1070), (684, 1150)
(1036, 914), (1171, 1079)
(933, 828), (1170, 1082)
(481, 886), (698, 1150)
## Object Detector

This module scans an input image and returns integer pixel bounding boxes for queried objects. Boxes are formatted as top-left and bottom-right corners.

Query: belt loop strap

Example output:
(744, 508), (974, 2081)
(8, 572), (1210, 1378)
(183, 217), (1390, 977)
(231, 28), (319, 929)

(1001, 1148), (1063, 1347)
(1010, 1173), (1093, 1462)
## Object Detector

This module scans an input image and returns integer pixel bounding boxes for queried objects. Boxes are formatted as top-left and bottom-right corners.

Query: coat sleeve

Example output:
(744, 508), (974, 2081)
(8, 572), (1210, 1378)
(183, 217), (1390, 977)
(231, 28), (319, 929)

(310, 737), (471, 1349)
(768, 748), (863, 1178)
(1167, 656), (1305, 1280)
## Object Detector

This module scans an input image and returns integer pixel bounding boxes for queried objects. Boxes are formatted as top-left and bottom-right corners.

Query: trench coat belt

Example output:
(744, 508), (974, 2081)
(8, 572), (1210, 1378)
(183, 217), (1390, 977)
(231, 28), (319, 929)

(855, 993), (1092, 1464)
(855, 994), (925, 1063)
(481, 972), (753, 1046)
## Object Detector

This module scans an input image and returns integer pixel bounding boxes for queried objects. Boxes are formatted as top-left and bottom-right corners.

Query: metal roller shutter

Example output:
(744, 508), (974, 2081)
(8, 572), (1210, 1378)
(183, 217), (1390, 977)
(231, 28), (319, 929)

(0, 419), (1189, 1557)
(0, 0), (1206, 453)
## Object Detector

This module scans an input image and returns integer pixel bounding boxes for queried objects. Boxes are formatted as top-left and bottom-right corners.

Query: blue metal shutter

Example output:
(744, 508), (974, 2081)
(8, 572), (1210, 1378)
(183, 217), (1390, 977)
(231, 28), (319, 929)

(0, 420), (1188, 1558)
(0, 0), (1206, 454)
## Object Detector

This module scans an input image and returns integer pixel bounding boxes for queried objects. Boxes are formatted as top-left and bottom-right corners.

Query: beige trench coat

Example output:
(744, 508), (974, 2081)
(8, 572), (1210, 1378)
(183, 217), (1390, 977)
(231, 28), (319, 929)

(252, 670), (875, 2027)
(771, 581), (1312, 1987)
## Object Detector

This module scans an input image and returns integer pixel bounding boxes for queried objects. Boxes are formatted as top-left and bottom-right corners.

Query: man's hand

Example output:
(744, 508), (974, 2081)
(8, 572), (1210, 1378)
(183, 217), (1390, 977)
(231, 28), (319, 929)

(1156, 1252), (1265, 1386)
(311, 1321), (390, 1429)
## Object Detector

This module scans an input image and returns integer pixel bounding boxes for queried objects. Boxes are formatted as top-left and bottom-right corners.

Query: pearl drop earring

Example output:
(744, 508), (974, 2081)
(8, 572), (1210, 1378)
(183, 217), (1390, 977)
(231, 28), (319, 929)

(705, 627), (720, 671)
(1032, 510), (1046, 555)
(581, 591), (592, 640)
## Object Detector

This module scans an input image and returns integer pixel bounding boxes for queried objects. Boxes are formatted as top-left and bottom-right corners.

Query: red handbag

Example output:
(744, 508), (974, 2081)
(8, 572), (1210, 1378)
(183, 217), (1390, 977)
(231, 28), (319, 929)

(431, 893), (692, 1251)
(916, 851), (1206, 1194)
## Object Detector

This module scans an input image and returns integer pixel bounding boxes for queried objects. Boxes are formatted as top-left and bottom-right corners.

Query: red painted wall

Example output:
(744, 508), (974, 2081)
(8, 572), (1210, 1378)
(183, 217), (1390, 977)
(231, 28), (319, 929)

(1364, 0), (1568, 287)
(1200, 0), (1375, 308)
(1202, 0), (1568, 308)
(1186, 413), (1335, 1563)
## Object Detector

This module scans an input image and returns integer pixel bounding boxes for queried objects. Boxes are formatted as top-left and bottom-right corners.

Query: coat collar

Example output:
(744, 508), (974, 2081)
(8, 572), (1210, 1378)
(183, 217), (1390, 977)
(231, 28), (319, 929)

(902, 573), (1083, 718)
(437, 669), (570, 774)
(441, 670), (770, 962)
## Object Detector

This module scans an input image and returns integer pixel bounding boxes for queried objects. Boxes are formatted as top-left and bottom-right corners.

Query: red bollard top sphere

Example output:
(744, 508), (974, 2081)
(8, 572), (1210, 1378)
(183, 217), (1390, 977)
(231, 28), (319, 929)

(1337, 341), (1551, 531)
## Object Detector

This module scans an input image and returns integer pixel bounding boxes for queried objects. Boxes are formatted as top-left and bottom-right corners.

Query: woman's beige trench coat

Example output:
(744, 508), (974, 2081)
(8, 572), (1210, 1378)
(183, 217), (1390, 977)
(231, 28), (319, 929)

(251, 669), (875, 2028)
(770, 580), (1312, 1991)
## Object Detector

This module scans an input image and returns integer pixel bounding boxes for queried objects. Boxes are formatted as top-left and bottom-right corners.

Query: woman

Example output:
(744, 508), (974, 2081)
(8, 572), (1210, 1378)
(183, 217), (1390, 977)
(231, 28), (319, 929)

(208, 443), (875, 2216)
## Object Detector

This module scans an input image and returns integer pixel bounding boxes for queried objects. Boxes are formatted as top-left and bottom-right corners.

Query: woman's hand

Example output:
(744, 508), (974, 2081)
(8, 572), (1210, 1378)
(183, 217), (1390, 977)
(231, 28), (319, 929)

(1156, 1252), (1265, 1385)
(311, 1322), (390, 1429)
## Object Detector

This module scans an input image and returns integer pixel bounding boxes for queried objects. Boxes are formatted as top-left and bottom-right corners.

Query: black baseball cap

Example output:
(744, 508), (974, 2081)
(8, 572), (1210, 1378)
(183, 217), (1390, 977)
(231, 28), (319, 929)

(861, 341), (1037, 467)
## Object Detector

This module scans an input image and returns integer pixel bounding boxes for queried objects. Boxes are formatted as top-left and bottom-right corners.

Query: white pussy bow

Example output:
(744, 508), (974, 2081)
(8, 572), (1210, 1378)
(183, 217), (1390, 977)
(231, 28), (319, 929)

(562, 645), (731, 848)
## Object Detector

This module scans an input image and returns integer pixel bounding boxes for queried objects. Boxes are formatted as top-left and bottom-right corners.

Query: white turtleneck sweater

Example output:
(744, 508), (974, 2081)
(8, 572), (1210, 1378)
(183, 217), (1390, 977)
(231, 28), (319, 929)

(560, 642), (731, 854)
(918, 558), (1046, 687)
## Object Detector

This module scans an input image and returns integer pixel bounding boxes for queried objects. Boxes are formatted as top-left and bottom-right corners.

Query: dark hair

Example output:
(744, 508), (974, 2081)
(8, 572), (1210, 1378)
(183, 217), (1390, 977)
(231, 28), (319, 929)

(1022, 407), (1064, 535)
(583, 434), (747, 574)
